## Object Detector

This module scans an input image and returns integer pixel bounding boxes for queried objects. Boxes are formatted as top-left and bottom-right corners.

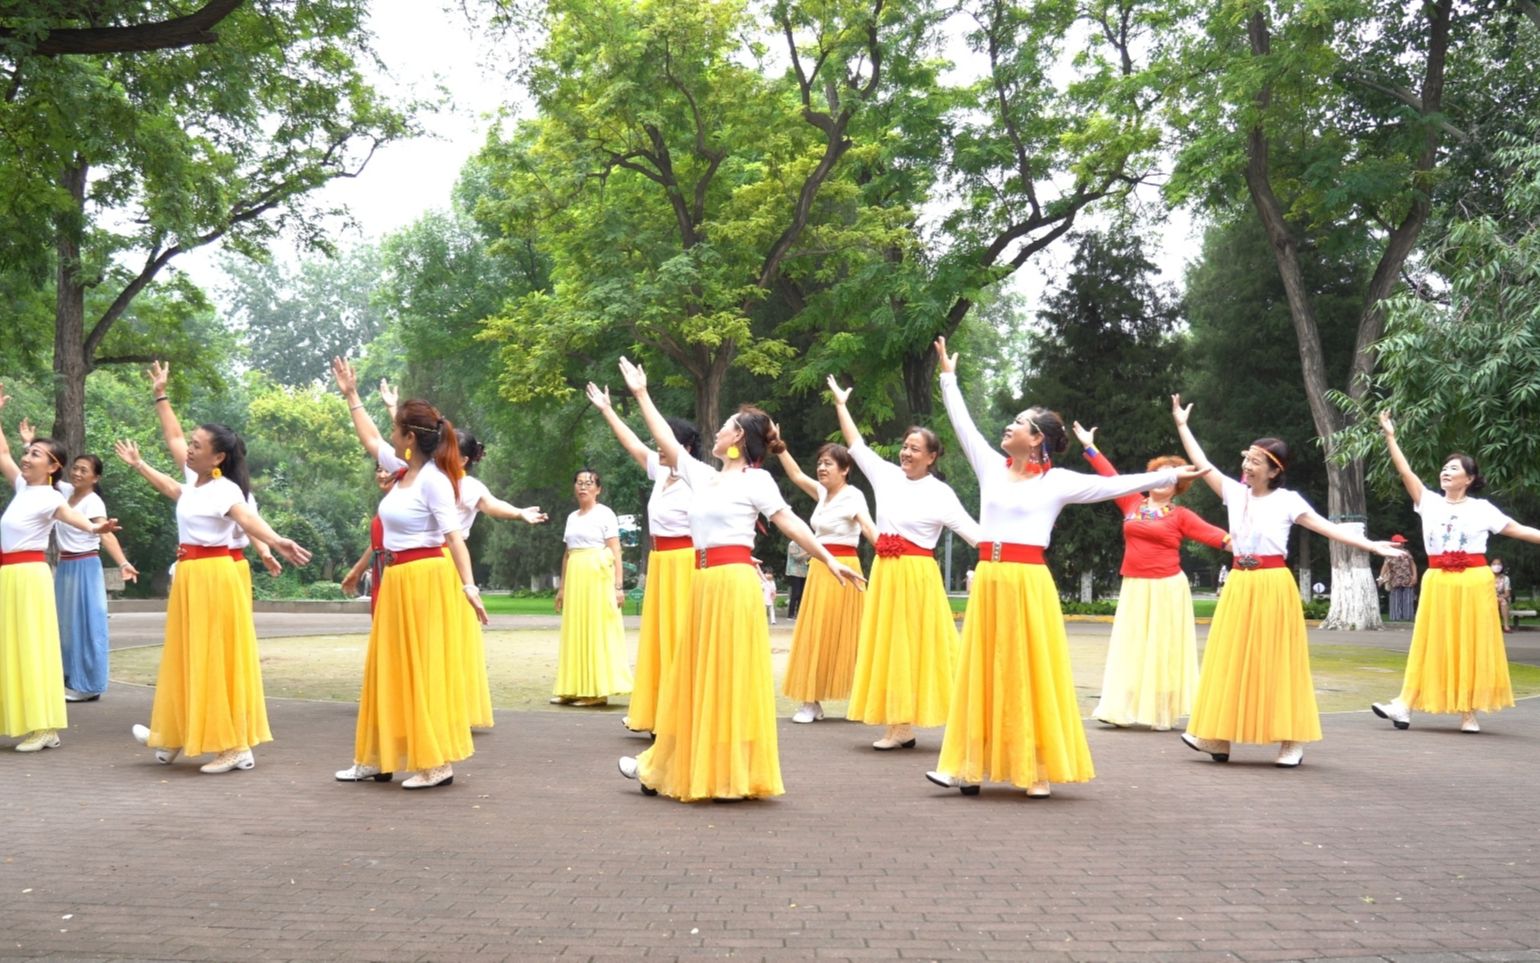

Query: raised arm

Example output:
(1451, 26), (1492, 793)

(617, 357), (684, 468)
(934, 338), (996, 477)
(827, 376), (864, 448)
(378, 378), (399, 422)
(53, 501), (121, 537)
(0, 387), (17, 484)
(1171, 394), (1227, 497)
(1377, 412), (1424, 505)
(586, 382), (653, 470)
(147, 361), (189, 470)
(1295, 511), (1405, 558)
(772, 439), (821, 501)
(113, 440), (182, 502)
(332, 357), (388, 456)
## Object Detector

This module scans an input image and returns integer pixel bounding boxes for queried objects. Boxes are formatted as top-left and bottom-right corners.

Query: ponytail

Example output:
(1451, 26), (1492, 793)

(434, 417), (462, 502)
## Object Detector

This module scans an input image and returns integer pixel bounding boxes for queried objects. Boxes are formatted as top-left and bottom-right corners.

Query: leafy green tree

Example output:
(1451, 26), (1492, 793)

(0, 1), (418, 458)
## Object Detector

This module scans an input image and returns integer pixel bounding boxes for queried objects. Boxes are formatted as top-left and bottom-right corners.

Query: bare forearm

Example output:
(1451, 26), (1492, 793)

(629, 389), (682, 465)
(833, 402), (862, 448)
(601, 405), (652, 467)
(153, 399), (188, 468)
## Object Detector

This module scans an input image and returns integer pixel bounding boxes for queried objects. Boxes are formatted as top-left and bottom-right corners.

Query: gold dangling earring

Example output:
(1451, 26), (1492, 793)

(404, 447), (413, 461)
(726, 445), (741, 460)
(211, 467), (223, 479)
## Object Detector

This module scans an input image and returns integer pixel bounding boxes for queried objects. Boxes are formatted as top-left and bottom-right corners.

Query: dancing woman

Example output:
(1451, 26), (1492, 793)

(551, 468), (632, 707)
(828, 375), (979, 751)
(17, 419), (140, 702)
(611, 358), (864, 801)
(925, 341), (1204, 798)
(116, 430), (309, 774)
(1370, 413), (1540, 733)
(1073, 422), (1231, 731)
(586, 383), (699, 733)
(0, 392), (120, 752)
(331, 358), (487, 790)
(1171, 395), (1403, 767)
(772, 438), (876, 724)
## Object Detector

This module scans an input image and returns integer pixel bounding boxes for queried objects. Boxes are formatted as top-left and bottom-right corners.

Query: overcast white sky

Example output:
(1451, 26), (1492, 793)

(180, 0), (1198, 321)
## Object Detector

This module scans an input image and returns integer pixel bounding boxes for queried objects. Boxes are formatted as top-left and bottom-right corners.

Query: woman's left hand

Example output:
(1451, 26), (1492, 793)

(1370, 540), (1407, 558)
(933, 336), (958, 375)
(1072, 421), (1097, 449)
(1174, 465), (1210, 484)
(119, 562), (139, 583)
(259, 553), (284, 577)
(522, 506), (548, 525)
(827, 560), (867, 590)
(273, 538), (313, 566)
(91, 517), (122, 535)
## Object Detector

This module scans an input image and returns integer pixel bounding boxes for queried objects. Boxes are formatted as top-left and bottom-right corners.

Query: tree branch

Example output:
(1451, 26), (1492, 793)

(8, 0), (245, 56)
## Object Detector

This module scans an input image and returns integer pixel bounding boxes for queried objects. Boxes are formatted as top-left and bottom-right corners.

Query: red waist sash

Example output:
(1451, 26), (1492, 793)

(821, 543), (859, 558)
(978, 542), (1046, 565)
(385, 546), (446, 566)
(178, 544), (232, 561)
(652, 535), (694, 552)
(696, 545), (753, 569)
(1429, 552), (1487, 572)
(0, 551), (47, 566)
(875, 534), (932, 558)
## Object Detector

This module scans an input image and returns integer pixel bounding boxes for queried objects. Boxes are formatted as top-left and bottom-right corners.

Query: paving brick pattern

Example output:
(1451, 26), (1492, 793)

(3, 623), (1539, 962)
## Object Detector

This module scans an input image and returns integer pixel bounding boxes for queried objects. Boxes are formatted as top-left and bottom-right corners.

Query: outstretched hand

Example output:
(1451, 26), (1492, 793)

(271, 537), (313, 567)
(331, 356), (359, 396)
(113, 439), (143, 467)
(146, 360), (170, 396)
(585, 382), (613, 411)
(826, 375), (852, 407)
(1378, 411), (1396, 437)
(1171, 393), (1193, 427)
(827, 559), (867, 591)
(933, 336), (958, 375)
(90, 517), (122, 535)
(0, 384), (10, 412)
(1173, 465), (1211, 484)
(378, 378), (398, 409)
(17, 417), (34, 447)
(1072, 420), (1097, 449)
(1370, 540), (1408, 558)
(521, 506), (549, 525)
(119, 562), (140, 584)
(618, 357), (648, 394)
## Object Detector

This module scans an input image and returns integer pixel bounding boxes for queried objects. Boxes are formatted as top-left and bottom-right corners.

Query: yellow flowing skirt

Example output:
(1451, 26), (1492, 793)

(1092, 574), (1199, 729)
(846, 555), (957, 726)
(0, 563), (67, 736)
(554, 548), (633, 698)
(782, 555), (866, 702)
(1398, 566), (1513, 713)
(353, 555), (477, 772)
(935, 562), (1093, 786)
(234, 555), (252, 600)
(627, 546), (695, 732)
(1188, 567), (1321, 744)
(636, 564), (783, 801)
(146, 555), (271, 755)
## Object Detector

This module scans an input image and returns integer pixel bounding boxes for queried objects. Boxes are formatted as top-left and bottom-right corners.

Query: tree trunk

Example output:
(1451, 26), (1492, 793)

(52, 157), (90, 460)
(1321, 456), (1382, 629)
(692, 345), (733, 438)
(901, 347), (935, 422)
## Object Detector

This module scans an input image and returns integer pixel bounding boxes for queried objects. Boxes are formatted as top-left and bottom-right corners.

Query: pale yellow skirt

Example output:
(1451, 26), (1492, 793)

(1092, 573), (1199, 729)
(846, 555), (957, 726)
(554, 548), (632, 698)
(782, 555), (866, 702)
(1399, 565), (1513, 713)
(1187, 567), (1321, 744)
(636, 564), (783, 801)
(0, 562), (67, 736)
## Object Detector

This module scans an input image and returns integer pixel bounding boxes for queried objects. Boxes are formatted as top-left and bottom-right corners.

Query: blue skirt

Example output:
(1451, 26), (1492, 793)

(56, 554), (110, 695)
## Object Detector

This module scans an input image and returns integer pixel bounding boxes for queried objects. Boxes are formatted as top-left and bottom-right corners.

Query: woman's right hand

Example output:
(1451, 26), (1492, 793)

(341, 570), (360, 597)
(17, 417), (34, 446)
(113, 439), (142, 467)
(933, 337), (958, 375)
(826, 375), (852, 407)
(1378, 411), (1396, 437)
(554, 589), (565, 613)
(618, 357), (648, 394)
(585, 382), (613, 411)
(1171, 393), (1193, 427)
(378, 378), (398, 409)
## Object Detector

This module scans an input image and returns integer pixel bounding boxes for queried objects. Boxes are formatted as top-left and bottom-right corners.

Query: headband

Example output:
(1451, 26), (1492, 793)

(1248, 445), (1284, 471)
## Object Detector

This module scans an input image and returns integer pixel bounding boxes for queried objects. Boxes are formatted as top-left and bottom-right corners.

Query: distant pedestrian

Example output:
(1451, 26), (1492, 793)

(1493, 559), (1513, 633)
(1377, 535), (1418, 621)
(784, 542), (809, 618)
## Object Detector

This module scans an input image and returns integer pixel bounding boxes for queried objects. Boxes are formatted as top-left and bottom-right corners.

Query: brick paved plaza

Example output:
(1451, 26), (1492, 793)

(4, 616), (1540, 962)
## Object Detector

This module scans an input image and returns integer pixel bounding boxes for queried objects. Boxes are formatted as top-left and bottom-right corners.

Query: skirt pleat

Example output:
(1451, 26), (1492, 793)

(1398, 566), (1513, 714)
(1187, 567), (1321, 744)
(782, 555), (866, 702)
(145, 555), (270, 755)
(1092, 573), (1199, 729)
(353, 555), (476, 772)
(636, 565), (783, 801)
(627, 546), (694, 732)
(846, 555), (957, 726)
(935, 562), (1093, 786)
(554, 548), (633, 699)
(0, 563), (67, 736)
(56, 554), (110, 695)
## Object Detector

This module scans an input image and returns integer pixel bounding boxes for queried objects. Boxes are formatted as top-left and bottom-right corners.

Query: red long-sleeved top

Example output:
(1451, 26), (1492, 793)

(1084, 449), (1230, 579)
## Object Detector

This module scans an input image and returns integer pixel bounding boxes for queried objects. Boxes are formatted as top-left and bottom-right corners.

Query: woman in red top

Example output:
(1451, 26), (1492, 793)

(1075, 423), (1231, 730)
